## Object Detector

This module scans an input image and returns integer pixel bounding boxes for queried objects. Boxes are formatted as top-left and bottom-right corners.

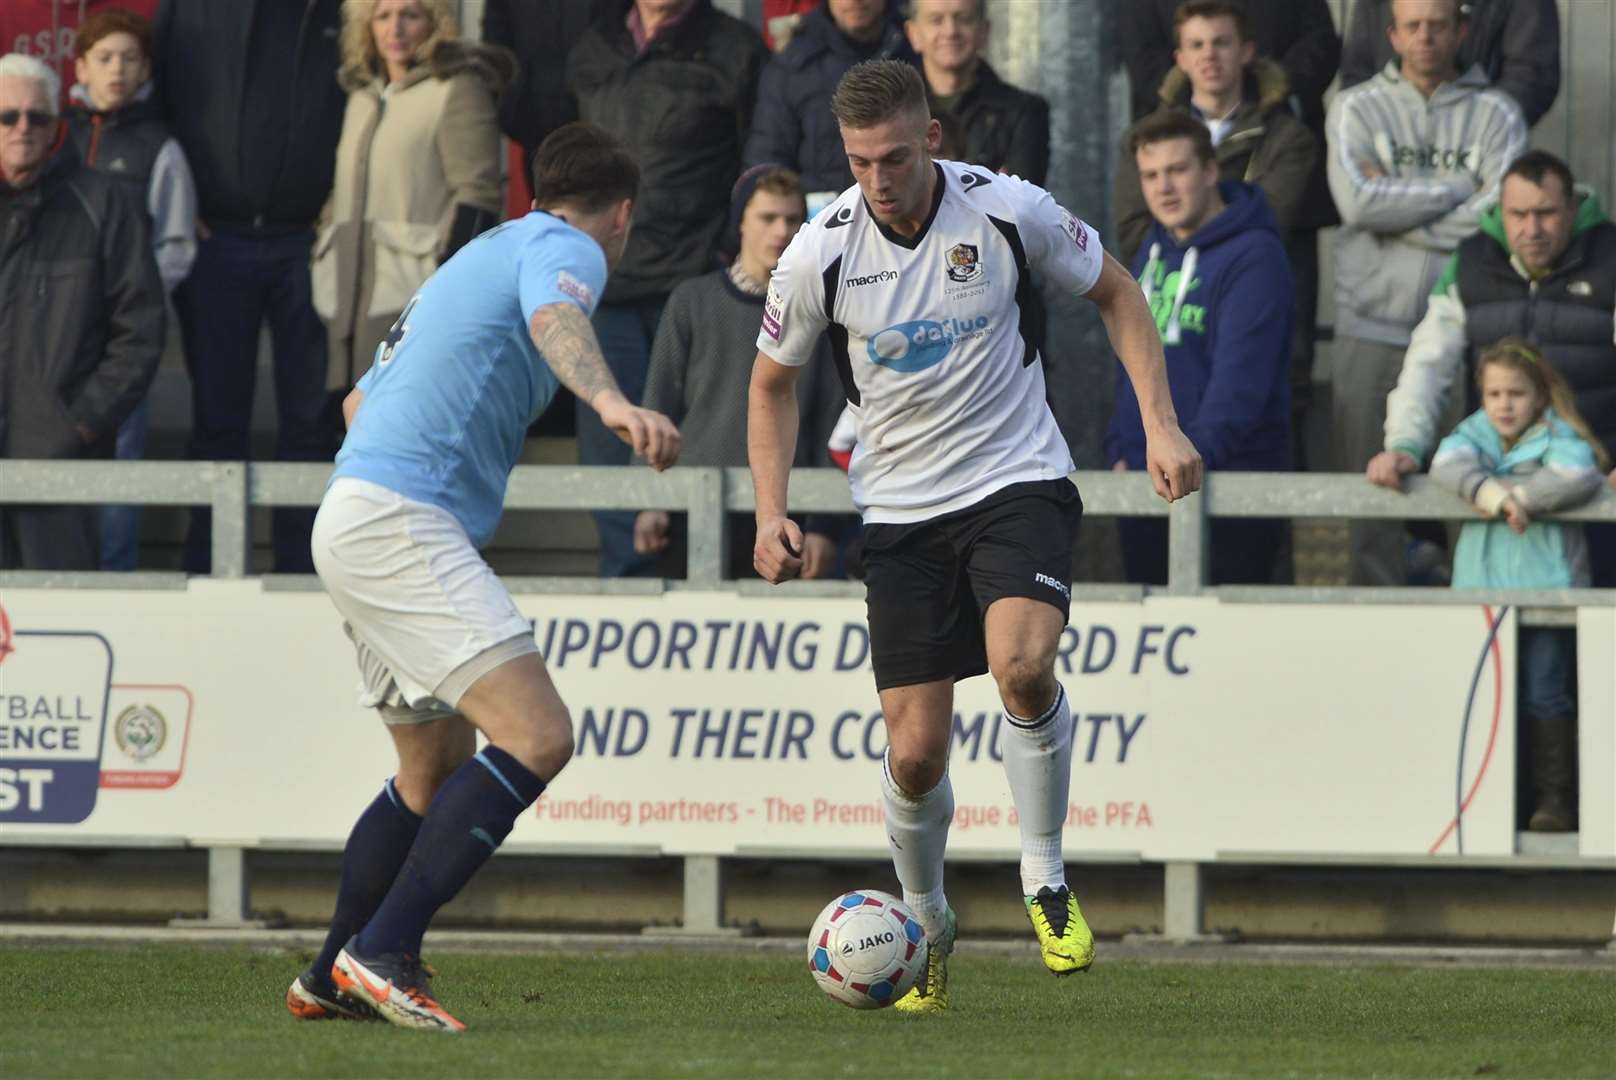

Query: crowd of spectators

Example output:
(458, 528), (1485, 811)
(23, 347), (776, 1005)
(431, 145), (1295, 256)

(3, 0), (1611, 593)
(3, 0), (1610, 826)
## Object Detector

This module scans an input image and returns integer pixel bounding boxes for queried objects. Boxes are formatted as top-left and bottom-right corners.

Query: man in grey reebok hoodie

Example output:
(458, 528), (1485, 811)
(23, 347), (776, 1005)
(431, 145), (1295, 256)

(1326, 0), (1525, 586)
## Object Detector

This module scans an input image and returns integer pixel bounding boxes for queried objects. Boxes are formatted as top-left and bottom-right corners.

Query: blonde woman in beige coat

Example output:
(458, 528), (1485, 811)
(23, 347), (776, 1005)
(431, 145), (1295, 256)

(313, 0), (513, 392)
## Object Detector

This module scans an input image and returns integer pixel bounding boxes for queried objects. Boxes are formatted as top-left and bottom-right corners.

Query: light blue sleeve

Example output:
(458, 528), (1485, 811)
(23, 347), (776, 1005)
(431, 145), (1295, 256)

(517, 225), (609, 323)
(356, 357), (384, 393)
(1542, 419), (1599, 470)
(1432, 419), (1484, 462)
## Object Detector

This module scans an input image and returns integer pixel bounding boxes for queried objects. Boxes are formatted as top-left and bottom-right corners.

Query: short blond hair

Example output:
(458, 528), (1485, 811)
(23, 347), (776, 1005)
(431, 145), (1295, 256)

(338, 0), (459, 88)
(831, 60), (929, 130)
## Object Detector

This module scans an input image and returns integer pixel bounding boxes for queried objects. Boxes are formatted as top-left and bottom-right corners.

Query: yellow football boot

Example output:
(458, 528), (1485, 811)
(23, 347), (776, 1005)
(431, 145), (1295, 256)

(1024, 885), (1095, 975)
(894, 908), (956, 1014)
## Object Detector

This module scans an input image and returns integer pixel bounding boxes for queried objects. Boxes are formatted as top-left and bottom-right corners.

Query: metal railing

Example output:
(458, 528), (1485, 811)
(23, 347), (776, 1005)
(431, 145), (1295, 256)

(4, 458), (1614, 938)
(3, 460), (1613, 616)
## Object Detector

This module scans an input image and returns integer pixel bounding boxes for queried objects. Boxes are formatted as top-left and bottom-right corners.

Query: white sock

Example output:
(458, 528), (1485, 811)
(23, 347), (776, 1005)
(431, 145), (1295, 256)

(1001, 683), (1072, 896)
(880, 751), (953, 940)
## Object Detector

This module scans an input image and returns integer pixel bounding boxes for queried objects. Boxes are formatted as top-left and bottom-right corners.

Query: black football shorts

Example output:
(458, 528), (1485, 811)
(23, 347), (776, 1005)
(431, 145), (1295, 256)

(860, 478), (1082, 691)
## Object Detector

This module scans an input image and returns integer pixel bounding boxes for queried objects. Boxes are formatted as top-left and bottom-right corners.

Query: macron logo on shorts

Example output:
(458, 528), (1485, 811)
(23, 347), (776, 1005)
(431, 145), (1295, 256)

(1035, 572), (1070, 601)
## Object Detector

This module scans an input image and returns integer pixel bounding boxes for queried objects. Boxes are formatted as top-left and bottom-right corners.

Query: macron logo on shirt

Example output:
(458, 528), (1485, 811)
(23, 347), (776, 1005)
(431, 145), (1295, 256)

(846, 270), (900, 289)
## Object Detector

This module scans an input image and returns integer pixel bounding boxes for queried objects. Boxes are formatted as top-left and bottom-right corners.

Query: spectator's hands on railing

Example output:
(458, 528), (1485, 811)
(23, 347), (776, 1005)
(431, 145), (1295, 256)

(1494, 496), (1531, 535)
(754, 515), (804, 584)
(1112, 460), (1128, 472)
(800, 531), (836, 579)
(598, 393), (681, 471)
(1366, 450), (1418, 491)
(634, 511), (671, 555)
(1144, 426), (1203, 502)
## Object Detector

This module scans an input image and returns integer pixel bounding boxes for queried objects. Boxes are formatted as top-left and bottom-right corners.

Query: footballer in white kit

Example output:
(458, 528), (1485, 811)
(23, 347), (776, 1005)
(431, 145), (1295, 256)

(749, 61), (1202, 1013)
(761, 156), (1099, 527)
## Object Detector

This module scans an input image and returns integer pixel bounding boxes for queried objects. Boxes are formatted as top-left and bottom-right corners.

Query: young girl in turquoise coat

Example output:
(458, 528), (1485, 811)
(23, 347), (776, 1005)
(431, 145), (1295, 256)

(1430, 338), (1610, 833)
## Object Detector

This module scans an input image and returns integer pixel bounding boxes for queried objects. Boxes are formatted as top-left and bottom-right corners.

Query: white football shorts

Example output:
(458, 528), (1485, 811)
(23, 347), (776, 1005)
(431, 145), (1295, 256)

(311, 477), (537, 725)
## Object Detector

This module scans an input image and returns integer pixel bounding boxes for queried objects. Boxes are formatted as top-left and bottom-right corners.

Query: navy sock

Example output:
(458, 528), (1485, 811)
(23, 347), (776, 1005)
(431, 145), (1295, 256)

(354, 746), (545, 958)
(313, 779), (421, 984)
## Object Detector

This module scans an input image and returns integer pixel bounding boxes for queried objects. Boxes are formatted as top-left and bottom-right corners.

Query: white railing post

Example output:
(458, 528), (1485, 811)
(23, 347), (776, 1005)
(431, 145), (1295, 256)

(208, 462), (251, 578)
(1166, 490), (1208, 595)
(686, 469), (728, 588)
(169, 844), (270, 929)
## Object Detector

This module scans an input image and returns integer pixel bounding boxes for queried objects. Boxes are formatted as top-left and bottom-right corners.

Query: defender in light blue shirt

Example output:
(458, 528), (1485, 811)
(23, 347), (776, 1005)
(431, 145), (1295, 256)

(334, 212), (609, 548)
(301, 124), (679, 1033)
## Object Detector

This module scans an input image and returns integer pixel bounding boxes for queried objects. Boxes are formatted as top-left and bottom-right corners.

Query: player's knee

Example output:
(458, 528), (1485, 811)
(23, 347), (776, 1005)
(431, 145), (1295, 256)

(393, 767), (446, 815)
(540, 719), (575, 775)
(887, 742), (946, 796)
(511, 709), (574, 781)
(994, 656), (1054, 713)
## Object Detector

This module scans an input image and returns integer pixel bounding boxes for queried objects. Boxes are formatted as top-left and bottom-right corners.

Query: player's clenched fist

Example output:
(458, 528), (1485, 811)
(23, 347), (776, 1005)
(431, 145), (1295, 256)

(754, 515), (804, 584)
(1145, 426), (1204, 502)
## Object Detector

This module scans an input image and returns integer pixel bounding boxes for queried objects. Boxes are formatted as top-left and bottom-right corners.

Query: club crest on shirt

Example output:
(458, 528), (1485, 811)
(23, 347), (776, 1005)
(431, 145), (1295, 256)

(945, 243), (982, 284)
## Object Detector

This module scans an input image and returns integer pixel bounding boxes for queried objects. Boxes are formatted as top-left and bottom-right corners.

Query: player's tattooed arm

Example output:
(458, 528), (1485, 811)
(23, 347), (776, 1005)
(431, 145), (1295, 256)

(529, 301), (622, 408)
(530, 301), (683, 471)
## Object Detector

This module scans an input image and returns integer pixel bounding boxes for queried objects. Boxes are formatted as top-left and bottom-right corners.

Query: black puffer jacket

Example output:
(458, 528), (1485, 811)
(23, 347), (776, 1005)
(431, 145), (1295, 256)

(153, 0), (345, 230)
(567, 0), (766, 302)
(742, 4), (917, 195)
(929, 61), (1050, 185)
(1456, 205), (1616, 459)
(0, 146), (165, 460)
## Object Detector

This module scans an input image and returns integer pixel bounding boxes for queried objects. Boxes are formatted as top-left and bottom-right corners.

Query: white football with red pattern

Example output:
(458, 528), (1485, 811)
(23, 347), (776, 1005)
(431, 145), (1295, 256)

(806, 889), (928, 1009)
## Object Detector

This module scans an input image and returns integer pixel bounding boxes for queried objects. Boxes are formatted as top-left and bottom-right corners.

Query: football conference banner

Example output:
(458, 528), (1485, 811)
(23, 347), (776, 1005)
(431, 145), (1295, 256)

(2, 582), (1606, 860)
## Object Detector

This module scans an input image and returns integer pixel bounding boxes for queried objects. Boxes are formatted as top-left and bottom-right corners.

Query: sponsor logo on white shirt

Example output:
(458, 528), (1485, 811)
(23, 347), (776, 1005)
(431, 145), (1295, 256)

(866, 315), (991, 372)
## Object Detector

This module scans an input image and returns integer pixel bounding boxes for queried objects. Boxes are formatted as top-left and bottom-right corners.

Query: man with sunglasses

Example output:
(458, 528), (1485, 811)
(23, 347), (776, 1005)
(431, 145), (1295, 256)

(0, 53), (164, 570)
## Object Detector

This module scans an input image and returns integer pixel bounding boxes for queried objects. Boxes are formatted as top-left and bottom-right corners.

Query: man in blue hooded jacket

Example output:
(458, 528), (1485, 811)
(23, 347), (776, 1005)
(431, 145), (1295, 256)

(1106, 110), (1294, 585)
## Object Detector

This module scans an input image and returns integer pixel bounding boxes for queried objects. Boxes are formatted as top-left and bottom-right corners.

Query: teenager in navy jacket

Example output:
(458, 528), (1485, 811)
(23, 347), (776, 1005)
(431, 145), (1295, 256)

(1106, 112), (1293, 585)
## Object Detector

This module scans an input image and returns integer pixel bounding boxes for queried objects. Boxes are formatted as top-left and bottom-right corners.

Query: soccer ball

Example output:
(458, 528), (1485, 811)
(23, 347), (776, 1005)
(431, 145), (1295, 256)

(806, 889), (928, 1009)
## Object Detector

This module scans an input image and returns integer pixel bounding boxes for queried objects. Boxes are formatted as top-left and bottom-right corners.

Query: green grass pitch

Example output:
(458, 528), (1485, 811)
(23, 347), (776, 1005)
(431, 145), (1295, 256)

(2, 943), (1612, 1078)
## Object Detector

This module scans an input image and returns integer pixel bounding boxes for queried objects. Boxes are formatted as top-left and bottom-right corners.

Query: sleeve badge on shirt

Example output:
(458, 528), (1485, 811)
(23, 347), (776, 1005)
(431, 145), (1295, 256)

(557, 270), (596, 309)
(1059, 207), (1089, 252)
(762, 283), (785, 341)
(945, 243), (982, 284)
